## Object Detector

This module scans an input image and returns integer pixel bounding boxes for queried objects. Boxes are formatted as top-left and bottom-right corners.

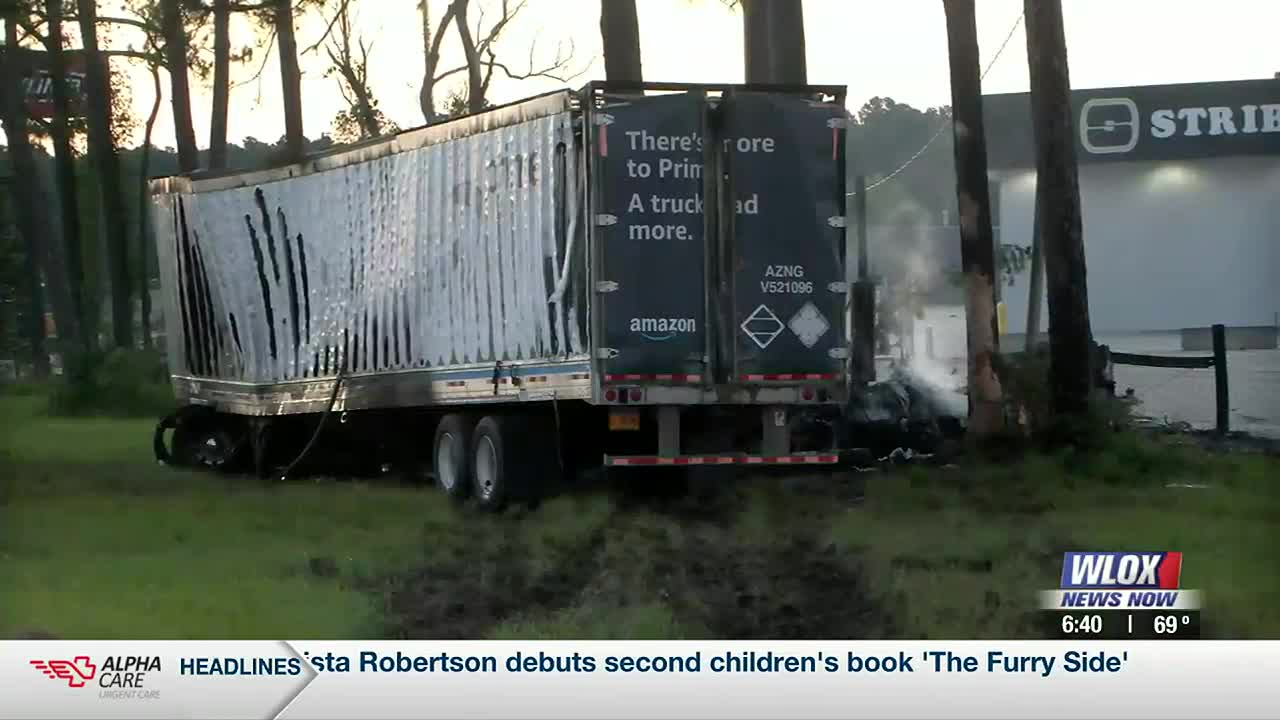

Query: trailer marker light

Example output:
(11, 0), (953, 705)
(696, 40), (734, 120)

(629, 389), (643, 402)
(604, 389), (618, 402)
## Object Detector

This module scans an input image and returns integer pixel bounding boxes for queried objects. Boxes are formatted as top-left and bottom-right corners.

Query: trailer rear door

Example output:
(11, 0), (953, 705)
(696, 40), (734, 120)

(591, 92), (708, 381)
(720, 91), (847, 382)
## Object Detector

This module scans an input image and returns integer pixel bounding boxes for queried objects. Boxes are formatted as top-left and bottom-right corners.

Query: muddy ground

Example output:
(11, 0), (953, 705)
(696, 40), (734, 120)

(366, 471), (891, 640)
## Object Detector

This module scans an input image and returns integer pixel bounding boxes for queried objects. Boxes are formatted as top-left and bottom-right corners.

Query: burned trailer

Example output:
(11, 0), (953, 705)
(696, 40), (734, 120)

(150, 82), (854, 508)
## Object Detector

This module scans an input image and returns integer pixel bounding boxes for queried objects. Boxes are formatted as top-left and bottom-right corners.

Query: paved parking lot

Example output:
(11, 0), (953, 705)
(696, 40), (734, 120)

(1101, 332), (1280, 439)
(900, 309), (1280, 439)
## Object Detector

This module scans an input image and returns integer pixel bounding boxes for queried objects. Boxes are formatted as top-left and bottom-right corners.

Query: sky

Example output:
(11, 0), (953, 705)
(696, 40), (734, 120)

(13, 0), (1280, 149)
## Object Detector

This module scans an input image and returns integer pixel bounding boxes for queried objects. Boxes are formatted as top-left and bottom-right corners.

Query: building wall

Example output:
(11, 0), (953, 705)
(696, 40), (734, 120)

(997, 155), (1280, 334)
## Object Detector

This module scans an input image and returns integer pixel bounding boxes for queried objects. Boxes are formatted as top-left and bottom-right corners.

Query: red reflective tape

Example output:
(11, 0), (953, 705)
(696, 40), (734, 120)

(608, 454), (840, 466)
(599, 127), (608, 157)
(610, 457), (656, 466)
(605, 374), (702, 383)
(740, 373), (839, 382)
(832, 126), (839, 160)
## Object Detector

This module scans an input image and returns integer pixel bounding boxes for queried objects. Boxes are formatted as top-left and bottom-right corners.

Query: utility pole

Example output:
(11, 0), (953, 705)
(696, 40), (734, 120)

(943, 0), (1004, 435)
(1024, 182), (1044, 348)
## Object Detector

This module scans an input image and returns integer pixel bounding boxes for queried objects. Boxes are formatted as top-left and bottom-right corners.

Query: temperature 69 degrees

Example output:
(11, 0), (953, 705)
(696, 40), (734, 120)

(1049, 610), (1201, 638)
(1152, 614), (1194, 635)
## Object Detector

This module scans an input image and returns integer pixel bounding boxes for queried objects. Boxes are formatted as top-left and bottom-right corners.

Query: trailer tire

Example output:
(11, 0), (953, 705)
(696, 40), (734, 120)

(171, 410), (245, 472)
(471, 416), (510, 512)
(432, 414), (475, 501)
(470, 414), (558, 512)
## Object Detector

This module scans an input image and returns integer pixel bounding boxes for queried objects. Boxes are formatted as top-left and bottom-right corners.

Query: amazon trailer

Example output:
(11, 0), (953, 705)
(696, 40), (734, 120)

(149, 82), (852, 509)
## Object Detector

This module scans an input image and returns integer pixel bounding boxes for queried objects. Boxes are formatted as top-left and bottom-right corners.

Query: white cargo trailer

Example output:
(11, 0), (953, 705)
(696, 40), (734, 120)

(150, 83), (855, 509)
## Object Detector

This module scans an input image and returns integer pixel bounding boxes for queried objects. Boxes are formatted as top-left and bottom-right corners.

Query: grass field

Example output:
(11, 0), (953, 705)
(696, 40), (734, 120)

(2, 391), (1277, 639)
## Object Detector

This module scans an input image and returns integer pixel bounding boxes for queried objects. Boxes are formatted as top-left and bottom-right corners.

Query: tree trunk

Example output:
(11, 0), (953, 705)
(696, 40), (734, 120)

(350, 80), (380, 138)
(0, 13), (53, 376)
(138, 65), (164, 349)
(76, 0), (133, 349)
(418, 1), (435, 121)
(275, 0), (306, 162)
(453, 0), (484, 113)
(741, 0), (806, 84)
(600, 0), (642, 84)
(44, 0), (90, 355)
(418, 1), (459, 123)
(209, 0), (231, 170)
(18, 196), (50, 376)
(943, 0), (1003, 435)
(1024, 0), (1094, 420)
(161, 0), (199, 172)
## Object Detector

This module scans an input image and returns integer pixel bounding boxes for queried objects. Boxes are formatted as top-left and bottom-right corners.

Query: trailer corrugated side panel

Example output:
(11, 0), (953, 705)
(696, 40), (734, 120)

(151, 96), (583, 389)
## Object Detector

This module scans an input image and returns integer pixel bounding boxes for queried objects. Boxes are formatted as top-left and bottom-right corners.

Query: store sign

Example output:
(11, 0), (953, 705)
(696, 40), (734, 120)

(984, 78), (1280, 168)
(0, 47), (89, 119)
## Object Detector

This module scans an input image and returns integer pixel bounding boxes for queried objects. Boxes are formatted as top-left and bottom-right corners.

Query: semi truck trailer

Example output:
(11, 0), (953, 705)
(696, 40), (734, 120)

(149, 82), (858, 509)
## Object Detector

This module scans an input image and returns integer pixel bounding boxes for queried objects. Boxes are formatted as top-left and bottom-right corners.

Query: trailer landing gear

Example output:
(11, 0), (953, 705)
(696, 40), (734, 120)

(249, 418), (273, 479)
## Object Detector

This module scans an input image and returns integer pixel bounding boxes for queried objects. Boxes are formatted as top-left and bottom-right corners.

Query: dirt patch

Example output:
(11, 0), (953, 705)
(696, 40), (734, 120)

(372, 474), (891, 639)
(376, 526), (605, 640)
(670, 534), (884, 639)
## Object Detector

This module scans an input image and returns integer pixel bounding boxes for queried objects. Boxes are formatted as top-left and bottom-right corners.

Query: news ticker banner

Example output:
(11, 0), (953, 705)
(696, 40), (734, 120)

(2, 640), (1279, 719)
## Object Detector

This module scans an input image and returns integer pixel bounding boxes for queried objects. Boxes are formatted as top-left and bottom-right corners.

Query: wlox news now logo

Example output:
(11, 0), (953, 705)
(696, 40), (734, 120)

(29, 655), (162, 700)
(1041, 552), (1201, 610)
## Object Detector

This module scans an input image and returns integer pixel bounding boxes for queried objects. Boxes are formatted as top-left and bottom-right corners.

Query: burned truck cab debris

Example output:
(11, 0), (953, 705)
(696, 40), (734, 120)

(148, 82), (866, 506)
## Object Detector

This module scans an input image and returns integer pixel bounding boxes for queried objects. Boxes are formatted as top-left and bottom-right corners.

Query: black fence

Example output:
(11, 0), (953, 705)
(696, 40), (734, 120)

(1111, 324), (1230, 434)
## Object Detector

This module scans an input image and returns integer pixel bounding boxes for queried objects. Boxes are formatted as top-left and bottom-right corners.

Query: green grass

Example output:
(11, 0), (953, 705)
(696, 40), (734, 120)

(2, 388), (1277, 639)
(826, 435), (1280, 639)
(0, 393), (434, 639)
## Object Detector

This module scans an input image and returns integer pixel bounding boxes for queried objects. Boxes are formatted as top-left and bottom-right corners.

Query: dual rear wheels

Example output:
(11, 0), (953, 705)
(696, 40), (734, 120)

(431, 413), (555, 512)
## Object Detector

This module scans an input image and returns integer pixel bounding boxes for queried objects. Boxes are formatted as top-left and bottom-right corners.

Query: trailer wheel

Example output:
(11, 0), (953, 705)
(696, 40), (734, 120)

(471, 416), (514, 512)
(432, 414), (475, 500)
(470, 414), (557, 512)
(172, 411), (244, 472)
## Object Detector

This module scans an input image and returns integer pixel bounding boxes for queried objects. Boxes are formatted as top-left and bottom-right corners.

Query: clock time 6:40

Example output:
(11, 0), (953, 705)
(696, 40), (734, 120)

(1061, 614), (1104, 635)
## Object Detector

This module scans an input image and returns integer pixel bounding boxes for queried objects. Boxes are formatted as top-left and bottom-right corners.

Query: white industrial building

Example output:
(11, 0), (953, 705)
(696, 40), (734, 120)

(984, 78), (1280, 346)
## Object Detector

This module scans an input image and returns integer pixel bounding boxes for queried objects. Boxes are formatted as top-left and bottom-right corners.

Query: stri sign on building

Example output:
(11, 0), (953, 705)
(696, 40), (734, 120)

(983, 77), (1280, 348)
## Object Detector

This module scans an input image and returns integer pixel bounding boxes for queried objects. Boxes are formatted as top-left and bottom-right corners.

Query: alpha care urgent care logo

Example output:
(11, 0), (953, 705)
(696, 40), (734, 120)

(30, 655), (162, 699)
(30, 657), (97, 687)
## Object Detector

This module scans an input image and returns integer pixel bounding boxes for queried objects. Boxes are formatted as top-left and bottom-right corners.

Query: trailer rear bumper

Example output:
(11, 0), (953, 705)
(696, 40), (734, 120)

(603, 452), (840, 467)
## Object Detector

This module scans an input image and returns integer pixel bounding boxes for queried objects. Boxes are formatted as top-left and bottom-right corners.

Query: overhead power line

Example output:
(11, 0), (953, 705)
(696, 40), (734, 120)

(848, 11), (1026, 197)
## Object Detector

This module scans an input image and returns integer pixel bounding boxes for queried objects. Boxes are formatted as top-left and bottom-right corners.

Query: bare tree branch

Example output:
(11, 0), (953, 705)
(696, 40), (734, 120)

(483, 36), (584, 90)
(302, 0), (350, 55)
(428, 1), (458, 63)
(231, 24), (276, 92)
(323, 0), (390, 140)
(433, 63), (468, 84)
